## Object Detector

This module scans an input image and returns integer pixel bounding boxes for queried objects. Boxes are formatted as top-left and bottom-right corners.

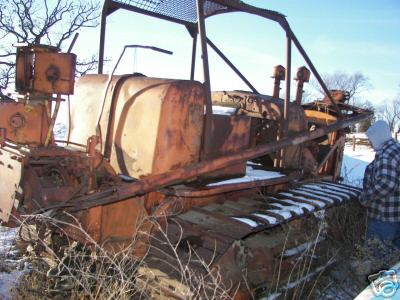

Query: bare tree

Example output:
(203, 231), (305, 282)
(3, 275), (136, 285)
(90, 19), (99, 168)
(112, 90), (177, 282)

(309, 71), (372, 106)
(375, 98), (400, 132)
(357, 100), (375, 132)
(0, 0), (99, 97)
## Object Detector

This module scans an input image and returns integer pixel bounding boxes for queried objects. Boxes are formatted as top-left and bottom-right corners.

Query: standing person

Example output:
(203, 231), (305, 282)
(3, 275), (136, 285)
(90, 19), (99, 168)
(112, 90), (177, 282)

(360, 120), (400, 249)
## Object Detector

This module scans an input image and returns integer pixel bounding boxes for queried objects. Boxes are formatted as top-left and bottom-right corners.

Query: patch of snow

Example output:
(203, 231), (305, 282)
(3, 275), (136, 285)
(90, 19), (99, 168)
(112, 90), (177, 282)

(0, 270), (25, 299)
(311, 183), (358, 197)
(299, 185), (350, 200)
(291, 188), (337, 203)
(269, 203), (304, 215)
(284, 260), (334, 290)
(259, 259), (335, 300)
(251, 213), (278, 225)
(207, 166), (284, 187)
(301, 187), (343, 202)
(342, 144), (375, 187)
(0, 227), (17, 255)
(54, 122), (67, 140)
(313, 210), (326, 219)
(278, 199), (315, 212)
(266, 209), (292, 220)
(232, 217), (258, 228)
(280, 193), (325, 208)
(0, 226), (25, 299)
(283, 236), (325, 257)
(212, 105), (237, 115)
(262, 292), (281, 300)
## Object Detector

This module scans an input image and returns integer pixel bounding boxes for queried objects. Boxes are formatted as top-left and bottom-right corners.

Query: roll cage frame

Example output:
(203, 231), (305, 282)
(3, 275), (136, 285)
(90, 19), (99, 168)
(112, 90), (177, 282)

(97, 0), (342, 158)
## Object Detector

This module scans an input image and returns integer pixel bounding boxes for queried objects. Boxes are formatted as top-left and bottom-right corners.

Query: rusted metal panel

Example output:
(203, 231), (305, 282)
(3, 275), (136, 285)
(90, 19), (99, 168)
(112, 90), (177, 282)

(0, 102), (49, 145)
(0, 148), (23, 222)
(176, 209), (250, 240)
(202, 202), (244, 215)
(100, 196), (150, 254)
(202, 114), (251, 180)
(32, 52), (76, 94)
(83, 206), (103, 243)
(152, 81), (205, 174)
(212, 90), (307, 169)
(304, 109), (337, 124)
(160, 219), (231, 254)
(15, 44), (76, 95)
(70, 75), (205, 178)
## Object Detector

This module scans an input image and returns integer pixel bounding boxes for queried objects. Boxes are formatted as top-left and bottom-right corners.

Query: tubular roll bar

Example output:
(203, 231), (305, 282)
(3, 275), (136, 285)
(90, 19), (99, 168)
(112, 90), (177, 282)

(97, 0), (343, 159)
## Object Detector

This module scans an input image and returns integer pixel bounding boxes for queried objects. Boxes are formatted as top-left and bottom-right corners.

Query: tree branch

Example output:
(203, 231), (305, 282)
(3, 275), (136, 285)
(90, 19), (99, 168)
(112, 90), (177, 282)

(0, 0), (100, 94)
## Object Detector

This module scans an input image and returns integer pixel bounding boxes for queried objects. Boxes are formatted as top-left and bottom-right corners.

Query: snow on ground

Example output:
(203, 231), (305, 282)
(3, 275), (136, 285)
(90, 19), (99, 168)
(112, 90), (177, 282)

(212, 105), (237, 116)
(207, 166), (284, 187)
(341, 144), (375, 186)
(0, 122), (67, 298)
(0, 227), (25, 299)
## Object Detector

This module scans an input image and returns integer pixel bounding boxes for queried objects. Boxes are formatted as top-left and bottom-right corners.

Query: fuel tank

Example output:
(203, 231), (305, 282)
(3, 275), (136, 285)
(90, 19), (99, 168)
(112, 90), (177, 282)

(69, 75), (205, 178)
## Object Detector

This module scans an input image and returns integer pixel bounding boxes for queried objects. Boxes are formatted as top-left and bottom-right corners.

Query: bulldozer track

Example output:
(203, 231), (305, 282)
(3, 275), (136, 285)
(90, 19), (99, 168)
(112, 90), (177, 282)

(145, 180), (361, 297)
(166, 181), (360, 241)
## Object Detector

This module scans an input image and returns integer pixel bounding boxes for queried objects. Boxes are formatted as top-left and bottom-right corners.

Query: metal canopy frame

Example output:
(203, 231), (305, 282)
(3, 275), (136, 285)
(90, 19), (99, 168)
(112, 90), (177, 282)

(97, 0), (342, 158)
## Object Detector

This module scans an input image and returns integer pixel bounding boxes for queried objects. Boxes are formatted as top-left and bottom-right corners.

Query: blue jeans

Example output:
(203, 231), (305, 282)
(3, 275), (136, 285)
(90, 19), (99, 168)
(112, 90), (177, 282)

(366, 218), (400, 249)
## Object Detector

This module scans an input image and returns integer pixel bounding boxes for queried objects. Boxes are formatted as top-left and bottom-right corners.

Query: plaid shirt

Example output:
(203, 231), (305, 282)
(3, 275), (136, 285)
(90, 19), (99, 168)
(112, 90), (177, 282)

(360, 139), (400, 221)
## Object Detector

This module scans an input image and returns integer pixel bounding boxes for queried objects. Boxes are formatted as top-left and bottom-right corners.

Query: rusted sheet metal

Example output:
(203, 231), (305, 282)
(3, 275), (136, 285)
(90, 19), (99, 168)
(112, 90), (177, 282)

(70, 75), (205, 178)
(203, 202), (244, 215)
(0, 144), (118, 224)
(0, 147), (23, 222)
(212, 90), (307, 169)
(16, 45), (76, 95)
(322, 180), (362, 193)
(68, 109), (371, 211)
(202, 114), (250, 179)
(0, 102), (50, 146)
(211, 91), (307, 125)
(304, 109), (337, 124)
(176, 208), (250, 240)
(160, 219), (231, 253)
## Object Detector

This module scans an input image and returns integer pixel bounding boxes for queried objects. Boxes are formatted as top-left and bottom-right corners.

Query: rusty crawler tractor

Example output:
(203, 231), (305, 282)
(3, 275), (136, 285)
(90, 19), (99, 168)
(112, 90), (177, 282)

(0, 0), (371, 298)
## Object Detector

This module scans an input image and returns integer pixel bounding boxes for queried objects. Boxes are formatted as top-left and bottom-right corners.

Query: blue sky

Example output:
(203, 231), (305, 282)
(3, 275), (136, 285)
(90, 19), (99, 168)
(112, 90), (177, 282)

(75, 0), (400, 105)
(255, 0), (400, 102)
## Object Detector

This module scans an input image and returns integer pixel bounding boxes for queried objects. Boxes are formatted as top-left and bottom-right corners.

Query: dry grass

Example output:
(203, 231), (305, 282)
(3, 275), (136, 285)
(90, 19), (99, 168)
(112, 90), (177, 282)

(258, 197), (397, 300)
(9, 178), (389, 300)
(254, 213), (336, 300)
(12, 211), (338, 300)
(307, 199), (400, 299)
(12, 214), (231, 300)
